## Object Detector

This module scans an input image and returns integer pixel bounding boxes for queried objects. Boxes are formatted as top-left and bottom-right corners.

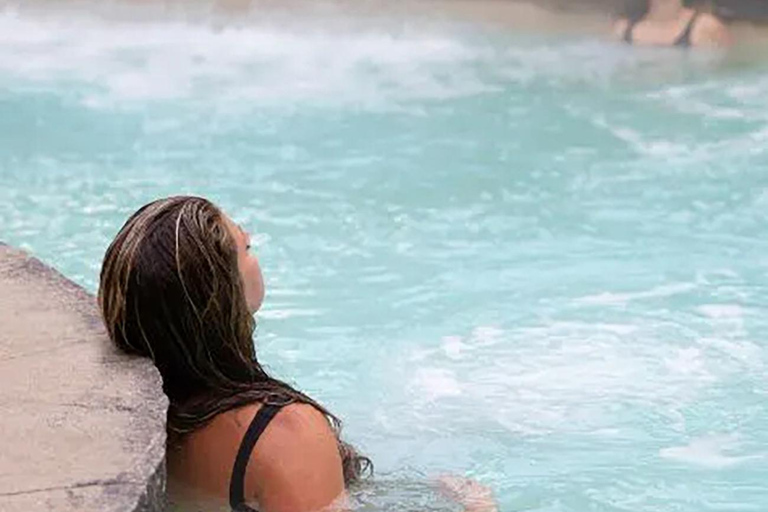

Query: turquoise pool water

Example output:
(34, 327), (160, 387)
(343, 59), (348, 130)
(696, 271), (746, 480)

(1, 5), (768, 511)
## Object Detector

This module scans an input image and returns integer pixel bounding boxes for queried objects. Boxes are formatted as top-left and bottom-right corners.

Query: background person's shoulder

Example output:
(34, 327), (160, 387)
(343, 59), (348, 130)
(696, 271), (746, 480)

(693, 13), (731, 47)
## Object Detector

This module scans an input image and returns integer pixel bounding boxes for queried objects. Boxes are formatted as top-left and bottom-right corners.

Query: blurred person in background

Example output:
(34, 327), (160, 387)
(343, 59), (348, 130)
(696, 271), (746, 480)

(614, 0), (731, 47)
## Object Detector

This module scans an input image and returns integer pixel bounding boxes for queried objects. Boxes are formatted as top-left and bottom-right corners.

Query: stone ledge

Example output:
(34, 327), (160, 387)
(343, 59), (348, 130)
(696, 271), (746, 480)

(0, 243), (168, 512)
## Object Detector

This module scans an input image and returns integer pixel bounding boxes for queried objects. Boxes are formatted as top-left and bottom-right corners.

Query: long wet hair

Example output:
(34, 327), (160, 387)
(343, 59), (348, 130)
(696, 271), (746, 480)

(98, 195), (371, 484)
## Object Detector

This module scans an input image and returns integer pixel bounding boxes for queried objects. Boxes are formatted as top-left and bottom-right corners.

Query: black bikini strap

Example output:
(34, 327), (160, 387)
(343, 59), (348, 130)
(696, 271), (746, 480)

(229, 404), (283, 512)
(623, 19), (637, 44)
(675, 11), (700, 47)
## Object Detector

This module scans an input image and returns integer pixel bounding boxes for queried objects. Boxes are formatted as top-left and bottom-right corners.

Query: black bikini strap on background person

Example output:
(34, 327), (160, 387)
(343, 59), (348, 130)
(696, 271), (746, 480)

(623, 18), (638, 44)
(230, 404), (283, 512)
(675, 11), (700, 47)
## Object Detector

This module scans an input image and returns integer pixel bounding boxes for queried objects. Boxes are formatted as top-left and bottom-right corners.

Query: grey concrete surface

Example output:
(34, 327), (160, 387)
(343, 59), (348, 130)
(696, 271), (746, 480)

(0, 243), (167, 512)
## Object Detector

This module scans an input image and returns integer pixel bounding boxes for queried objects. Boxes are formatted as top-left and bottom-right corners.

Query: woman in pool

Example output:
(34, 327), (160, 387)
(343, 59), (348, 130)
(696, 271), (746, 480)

(98, 196), (496, 512)
(614, 0), (730, 47)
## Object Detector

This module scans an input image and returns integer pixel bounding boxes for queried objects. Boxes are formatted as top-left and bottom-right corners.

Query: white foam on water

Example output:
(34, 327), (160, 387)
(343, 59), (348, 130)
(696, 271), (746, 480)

(698, 337), (765, 371)
(405, 321), (730, 435)
(579, 111), (693, 159)
(648, 83), (753, 121)
(577, 73), (768, 166)
(577, 282), (697, 306)
(468, 325), (504, 346)
(663, 347), (711, 379)
(441, 335), (468, 360)
(413, 367), (462, 400)
(0, 8), (495, 108)
(698, 304), (745, 320)
(660, 435), (763, 469)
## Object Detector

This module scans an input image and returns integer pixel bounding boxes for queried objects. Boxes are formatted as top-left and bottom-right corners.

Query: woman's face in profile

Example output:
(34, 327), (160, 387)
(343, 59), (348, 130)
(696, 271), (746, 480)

(225, 215), (265, 313)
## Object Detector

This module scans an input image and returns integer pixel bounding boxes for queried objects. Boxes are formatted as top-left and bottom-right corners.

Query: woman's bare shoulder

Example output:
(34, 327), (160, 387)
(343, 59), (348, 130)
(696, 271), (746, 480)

(172, 402), (346, 512)
(247, 403), (346, 512)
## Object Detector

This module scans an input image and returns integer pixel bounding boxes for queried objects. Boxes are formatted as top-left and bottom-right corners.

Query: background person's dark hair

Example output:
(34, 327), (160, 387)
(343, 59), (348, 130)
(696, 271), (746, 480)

(98, 195), (371, 484)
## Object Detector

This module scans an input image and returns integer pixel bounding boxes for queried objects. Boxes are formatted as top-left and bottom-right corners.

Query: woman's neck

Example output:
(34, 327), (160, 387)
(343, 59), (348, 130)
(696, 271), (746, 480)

(646, 0), (685, 21)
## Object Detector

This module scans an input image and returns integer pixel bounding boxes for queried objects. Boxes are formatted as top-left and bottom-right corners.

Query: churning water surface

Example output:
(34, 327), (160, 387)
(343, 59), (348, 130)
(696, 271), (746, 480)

(1, 3), (767, 511)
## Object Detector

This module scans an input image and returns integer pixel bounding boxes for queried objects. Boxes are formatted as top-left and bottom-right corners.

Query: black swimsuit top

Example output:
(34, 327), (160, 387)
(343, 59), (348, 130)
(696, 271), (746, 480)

(624, 11), (700, 48)
(229, 404), (284, 512)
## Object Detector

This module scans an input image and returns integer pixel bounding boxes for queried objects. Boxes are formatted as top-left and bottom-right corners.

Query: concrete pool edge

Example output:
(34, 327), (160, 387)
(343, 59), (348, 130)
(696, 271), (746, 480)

(0, 242), (168, 512)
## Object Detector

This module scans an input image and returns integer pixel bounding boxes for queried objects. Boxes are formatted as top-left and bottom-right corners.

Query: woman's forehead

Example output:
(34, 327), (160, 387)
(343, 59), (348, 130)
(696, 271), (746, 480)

(221, 215), (244, 238)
